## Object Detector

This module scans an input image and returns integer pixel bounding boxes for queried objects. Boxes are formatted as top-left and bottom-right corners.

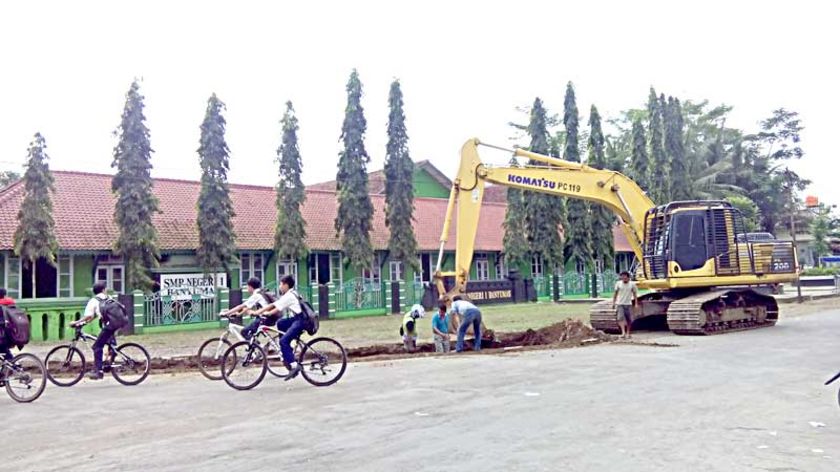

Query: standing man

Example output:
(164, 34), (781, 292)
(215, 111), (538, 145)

(432, 303), (451, 353)
(451, 296), (482, 352)
(612, 271), (638, 339)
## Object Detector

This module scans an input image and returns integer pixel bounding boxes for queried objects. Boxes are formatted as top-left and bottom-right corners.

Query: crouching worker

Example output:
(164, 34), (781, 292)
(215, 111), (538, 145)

(451, 296), (482, 352)
(432, 303), (451, 353)
(400, 304), (425, 352)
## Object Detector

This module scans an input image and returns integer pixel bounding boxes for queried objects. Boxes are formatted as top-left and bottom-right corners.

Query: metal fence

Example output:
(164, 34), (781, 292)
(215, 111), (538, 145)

(144, 293), (218, 326)
(333, 279), (386, 312)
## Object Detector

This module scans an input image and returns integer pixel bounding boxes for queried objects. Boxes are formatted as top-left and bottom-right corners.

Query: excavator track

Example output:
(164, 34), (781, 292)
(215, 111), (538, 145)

(589, 289), (779, 336)
(666, 289), (778, 335)
(590, 300), (621, 334)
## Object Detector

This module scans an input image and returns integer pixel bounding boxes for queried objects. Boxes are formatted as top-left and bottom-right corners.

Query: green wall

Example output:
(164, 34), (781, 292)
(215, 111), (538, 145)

(413, 168), (450, 198)
(73, 255), (95, 297)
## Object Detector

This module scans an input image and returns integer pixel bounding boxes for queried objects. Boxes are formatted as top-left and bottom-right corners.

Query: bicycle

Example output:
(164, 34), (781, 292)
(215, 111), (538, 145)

(221, 320), (347, 391)
(197, 314), (288, 381)
(826, 370), (840, 407)
(44, 323), (151, 387)
(1, 352), (47, 403)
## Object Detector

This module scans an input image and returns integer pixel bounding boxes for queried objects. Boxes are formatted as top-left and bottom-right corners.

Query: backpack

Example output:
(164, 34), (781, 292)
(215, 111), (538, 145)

(2, 306), (30, 349)
(100, 298), (129, 329)
(294, 292), (319, 336)
(261, 291), (277, 306)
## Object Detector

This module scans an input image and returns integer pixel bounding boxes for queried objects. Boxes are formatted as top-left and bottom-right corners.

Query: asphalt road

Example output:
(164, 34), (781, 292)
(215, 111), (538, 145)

(5, 310), (839, 472)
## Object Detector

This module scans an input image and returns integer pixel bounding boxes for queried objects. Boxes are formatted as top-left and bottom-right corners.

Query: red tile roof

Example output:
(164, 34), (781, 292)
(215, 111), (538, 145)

(308, 160), (452, 194)
(0, 171), (508, 252)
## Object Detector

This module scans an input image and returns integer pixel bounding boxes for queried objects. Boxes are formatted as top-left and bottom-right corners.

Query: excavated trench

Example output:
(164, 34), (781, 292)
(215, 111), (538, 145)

(145, 319), (613, 374)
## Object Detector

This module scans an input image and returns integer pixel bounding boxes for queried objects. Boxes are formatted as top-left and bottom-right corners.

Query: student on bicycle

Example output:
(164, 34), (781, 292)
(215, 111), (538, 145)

(252, 275), (304, 380)
(71, 282), (117, 380)
(221, 277), (275, 340)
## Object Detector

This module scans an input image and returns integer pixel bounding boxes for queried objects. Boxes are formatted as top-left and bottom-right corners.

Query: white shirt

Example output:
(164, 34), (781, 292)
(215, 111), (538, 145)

(243, 289), (269, 310)
(451, 299), (478, 315)
(271, 290), (302, 316)
(614, 281), (637, 305)
(84, 293), (109, 319)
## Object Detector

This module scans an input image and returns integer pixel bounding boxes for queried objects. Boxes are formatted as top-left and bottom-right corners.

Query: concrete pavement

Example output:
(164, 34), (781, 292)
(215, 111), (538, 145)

(5, 309), (840, 472)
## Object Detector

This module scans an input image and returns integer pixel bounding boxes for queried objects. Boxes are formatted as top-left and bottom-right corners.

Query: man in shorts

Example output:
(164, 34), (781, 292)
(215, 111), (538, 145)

(612, 271), (638, 339)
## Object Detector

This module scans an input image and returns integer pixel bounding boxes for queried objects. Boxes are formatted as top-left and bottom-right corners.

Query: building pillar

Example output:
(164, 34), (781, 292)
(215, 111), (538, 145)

(132, 290), (145, 335)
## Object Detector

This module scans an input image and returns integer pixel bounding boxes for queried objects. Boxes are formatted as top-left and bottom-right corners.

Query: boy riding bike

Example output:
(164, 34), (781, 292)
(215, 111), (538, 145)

(71, 282), (129, 380)
(220, 277), (275, 340)
(252, 275), (304, 380)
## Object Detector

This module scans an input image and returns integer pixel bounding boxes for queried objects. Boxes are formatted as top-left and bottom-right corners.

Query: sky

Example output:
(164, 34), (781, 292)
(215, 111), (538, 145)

(0, 1), (837, 204)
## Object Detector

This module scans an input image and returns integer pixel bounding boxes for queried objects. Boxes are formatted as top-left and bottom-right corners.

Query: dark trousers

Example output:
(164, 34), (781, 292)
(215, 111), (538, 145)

(277, 314), (305, 365)
(242, 315), (279, 340)
(1, 345), (12, 362)
(456, 308), (482, 352)
(93, 325), (118, 372)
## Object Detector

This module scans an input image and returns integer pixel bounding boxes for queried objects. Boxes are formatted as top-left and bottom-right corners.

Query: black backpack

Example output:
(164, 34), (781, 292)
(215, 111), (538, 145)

(294, 292), (319, 335)
(100, 298), (129, 329)
(261, 291), (277, 306)
(1, 305), (30, 349)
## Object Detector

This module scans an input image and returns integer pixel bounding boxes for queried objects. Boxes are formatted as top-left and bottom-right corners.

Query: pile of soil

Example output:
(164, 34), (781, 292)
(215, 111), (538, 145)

(346, 319), (610, 360)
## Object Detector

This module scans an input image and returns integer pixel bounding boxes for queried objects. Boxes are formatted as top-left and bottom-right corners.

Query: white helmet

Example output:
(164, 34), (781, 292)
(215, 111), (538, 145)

(409, 304), (426, 319)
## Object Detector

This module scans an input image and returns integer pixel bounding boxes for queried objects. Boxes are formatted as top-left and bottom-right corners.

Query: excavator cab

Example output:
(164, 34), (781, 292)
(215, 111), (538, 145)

(641, 201), (798, 288)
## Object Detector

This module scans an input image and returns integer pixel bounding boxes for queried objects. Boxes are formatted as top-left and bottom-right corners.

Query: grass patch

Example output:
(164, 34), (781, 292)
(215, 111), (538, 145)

(65, 301), (594, 354)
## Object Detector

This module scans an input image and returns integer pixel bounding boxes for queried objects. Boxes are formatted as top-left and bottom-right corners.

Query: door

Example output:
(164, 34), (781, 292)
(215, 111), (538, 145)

(670, 212), (708, 272)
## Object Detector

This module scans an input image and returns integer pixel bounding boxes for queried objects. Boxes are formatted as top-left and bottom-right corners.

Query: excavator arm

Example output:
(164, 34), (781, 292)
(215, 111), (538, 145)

(434, 138), (655, 301)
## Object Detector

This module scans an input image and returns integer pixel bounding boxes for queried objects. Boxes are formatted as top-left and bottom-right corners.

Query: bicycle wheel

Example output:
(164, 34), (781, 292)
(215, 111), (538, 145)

(197, 337), (232, 381)
(45, 345), (86, 387)
(299, 337), (347, 387)
(264, 337), (289, 378)
(111, 343), (151, 386)
(221, 342), (267, 391)
(5, 353), (47, 403)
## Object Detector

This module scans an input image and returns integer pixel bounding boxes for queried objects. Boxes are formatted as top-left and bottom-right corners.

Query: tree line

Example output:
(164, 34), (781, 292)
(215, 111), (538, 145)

(8, 75), (821, 295)
(12, 70), (417, 292)
(504, 83), (812, 274)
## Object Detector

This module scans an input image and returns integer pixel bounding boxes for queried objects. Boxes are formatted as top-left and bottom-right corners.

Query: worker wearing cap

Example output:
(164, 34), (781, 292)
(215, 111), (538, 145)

(400, 304), (426, 352)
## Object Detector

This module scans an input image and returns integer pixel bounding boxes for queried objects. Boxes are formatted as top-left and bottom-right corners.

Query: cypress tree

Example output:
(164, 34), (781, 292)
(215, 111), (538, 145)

(111, 80), (160, 291)
(523, 97), (565, 271)
(384, 80), (419, 270)
(588, 105), (614, 272)
(630, 118), (651, 194)
(196, 94), (237, 276)
(14, 133), (58, 298)
(666, 97), (690, 200)
(503, 156), (530, 271)
(562, 82), (593, 270)
(648, 88), (670, 203)
(274, 101), (307, 262)
(335, 69), (375, 275)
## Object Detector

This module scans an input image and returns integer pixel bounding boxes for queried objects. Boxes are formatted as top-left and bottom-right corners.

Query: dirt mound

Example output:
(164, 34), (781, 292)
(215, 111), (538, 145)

(495, 318), (611, 347)
(347, 319), (609, 359)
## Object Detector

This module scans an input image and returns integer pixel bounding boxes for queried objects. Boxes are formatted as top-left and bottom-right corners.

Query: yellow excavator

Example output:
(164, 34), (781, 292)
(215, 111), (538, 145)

(433, 139), (799, 335)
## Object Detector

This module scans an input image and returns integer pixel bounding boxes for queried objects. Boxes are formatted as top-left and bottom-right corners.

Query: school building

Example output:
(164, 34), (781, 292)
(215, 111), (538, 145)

(0, 160), (633, 339)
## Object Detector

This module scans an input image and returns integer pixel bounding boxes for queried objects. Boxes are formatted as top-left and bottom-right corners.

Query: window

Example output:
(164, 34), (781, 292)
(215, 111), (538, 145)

(416, 253), (435, 283)
(57, 255), (74, 298)
(531, 254), (544, 277)
(96, 265), (124, 293)
(389, 261), (404, 281)
(575, 258), (587, 274)
(240, 252), (265, 287)
(363, 253), (383, 284)
(4, 255), (20, 298)
(309, 252), (342, 285)
(474, 253), (490, 281)
(276, 259), (298, 283)
(495, 254), (508, 279)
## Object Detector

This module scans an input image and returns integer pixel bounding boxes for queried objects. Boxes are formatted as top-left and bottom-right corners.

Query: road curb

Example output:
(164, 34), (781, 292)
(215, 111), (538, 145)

(776, 292), (839, 304)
